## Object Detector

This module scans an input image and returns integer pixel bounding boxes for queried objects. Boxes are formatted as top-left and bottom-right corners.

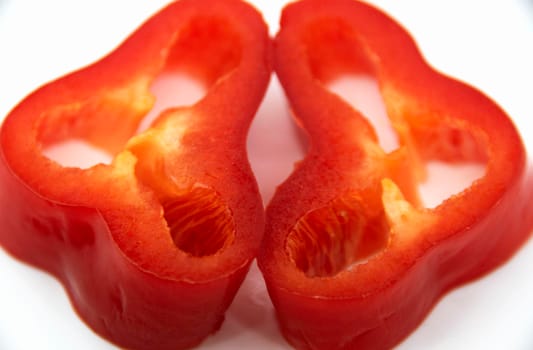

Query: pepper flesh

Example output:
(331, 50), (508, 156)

(0, 0), (270, 349)
(258, 1), (533, 349)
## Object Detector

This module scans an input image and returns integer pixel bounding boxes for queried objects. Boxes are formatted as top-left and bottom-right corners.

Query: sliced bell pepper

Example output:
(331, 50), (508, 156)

(0, 0), (270, 349)
(258, 0), (533, 349)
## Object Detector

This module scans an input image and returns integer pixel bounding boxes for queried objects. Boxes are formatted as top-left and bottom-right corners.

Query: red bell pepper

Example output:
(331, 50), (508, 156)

(0, 0), (270, 349)
(258, 0), (533, 349)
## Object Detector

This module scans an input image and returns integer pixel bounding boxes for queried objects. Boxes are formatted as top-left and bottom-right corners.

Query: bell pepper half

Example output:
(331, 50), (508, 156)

(258, 0), (533, 349)
(0, 0), (270, 349)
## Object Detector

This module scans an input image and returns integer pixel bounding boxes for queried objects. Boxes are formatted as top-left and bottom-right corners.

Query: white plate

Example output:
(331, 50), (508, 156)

(0, 1), (532, 349)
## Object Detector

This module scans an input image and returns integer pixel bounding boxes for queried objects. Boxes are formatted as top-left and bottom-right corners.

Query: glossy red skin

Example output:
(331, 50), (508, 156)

(0, 0), (270, 349)
(259, 1), (533, 349)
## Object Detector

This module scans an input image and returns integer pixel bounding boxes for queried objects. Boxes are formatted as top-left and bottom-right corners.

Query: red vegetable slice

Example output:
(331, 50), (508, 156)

(258, 1), (533, 349)
(0, 0), (270, 349)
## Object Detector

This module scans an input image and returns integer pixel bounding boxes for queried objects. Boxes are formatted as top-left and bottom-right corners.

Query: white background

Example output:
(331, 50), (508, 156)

(1, 0), (532, 349)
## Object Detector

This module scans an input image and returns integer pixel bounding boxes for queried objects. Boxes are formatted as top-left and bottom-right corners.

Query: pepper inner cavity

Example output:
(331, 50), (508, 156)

(129, 16), (242, 256)
(286, 195), (389, 277)
(162, 187), (234, 257)
(137, 15), (242, 134)
(303, 18), (399, 153)
(128, 133), (235, 257)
